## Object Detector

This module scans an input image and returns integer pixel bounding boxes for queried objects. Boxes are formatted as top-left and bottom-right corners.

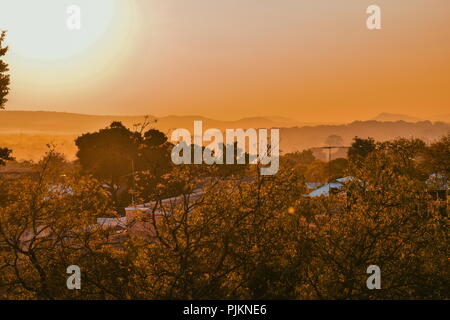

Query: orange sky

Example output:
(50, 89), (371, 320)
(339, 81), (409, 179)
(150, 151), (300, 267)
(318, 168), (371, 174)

(1, 0), (450, 122)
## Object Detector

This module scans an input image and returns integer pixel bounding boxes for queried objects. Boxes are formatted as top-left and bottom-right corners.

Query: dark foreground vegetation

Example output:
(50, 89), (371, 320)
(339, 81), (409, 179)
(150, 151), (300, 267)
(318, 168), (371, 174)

(0, 121), (448, 299)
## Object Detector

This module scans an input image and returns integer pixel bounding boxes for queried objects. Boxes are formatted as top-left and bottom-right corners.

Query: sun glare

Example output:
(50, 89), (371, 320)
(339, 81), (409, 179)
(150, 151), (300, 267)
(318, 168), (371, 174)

(0, 0), (137, 102)
(0, 0), (129, 61)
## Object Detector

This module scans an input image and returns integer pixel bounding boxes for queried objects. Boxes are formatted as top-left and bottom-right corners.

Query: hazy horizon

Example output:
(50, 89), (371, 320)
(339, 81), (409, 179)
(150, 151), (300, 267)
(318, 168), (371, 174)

(2, 109), (450, 125)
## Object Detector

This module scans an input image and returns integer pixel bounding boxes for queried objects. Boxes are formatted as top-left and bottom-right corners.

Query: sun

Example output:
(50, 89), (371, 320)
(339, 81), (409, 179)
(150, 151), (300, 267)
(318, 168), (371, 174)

(0, 0), (133, 61)
(0, 0), (137, 98)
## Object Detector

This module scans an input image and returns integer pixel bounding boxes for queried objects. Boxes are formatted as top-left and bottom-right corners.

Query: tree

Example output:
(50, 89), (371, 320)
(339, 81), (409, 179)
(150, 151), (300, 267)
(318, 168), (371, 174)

(347, 137), (376, 163)
(0, 147), (13, 166)
(0, 31), (10, 109)
(75, 122), (172, 212)
(0, 152), (128, 299)
(422, 134), (450, 177)
(137, 128), (173, 176)
(302, 160), (328, 183)
(378, 138), (426, 179)
(282, 149), (316, 167)
(0, 136), (448, 299)
(0, 31), (12, 165)
(75, 122), (140, 212)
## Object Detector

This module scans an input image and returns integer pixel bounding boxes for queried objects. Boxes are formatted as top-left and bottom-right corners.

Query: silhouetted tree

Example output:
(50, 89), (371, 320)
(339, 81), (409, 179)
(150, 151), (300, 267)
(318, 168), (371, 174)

(75, 122), (140, 212)
(143, 129), (168, 147)
(347, 137), (376, 163)
(133, 129), (175, 202)
(138, 128), (173, 176)
(422, 134), (450, 177)
(75, 122), (172, 212)
(0, 147), (13, 166)
(0, 31), (12, 165)
(0, 31), (10, 109)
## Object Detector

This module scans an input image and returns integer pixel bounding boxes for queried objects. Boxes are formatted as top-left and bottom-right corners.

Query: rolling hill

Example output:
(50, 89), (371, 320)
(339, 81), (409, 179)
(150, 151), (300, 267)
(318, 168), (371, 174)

(0, 111), (306, 134)
(372, 112), (450, 123)
(0, 111), (448, 161)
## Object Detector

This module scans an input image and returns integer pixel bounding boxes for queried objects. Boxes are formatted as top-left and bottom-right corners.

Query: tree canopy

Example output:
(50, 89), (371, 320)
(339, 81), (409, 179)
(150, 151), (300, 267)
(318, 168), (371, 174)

(0, 31), (12, 166)
(0, 142), (447, 299)
(0, 147), (13, 166)
(75, 122), (172, 212)
(347, 136), (376, 163)
(0, 31), (10, 109)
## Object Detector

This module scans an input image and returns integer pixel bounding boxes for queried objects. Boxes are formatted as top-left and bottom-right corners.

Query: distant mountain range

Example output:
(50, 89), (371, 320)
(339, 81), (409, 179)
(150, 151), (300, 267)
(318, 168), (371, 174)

(0, 111), (309, 134)
(372, 112), (450, 123)
(0, 111), (448, 134)
(0, 111), (448, 161)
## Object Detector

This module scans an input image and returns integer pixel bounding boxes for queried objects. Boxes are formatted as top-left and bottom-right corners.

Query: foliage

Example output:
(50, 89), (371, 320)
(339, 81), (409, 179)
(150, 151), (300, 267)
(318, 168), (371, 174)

(0, 135), (448, 300)
(0, 31), (9, 109)
(282, 149), (316, 167)
(422, 134), (450, 177)
(328, 158), (349, 180)
(0, 151), (123, 299)
(0, 147), (13, 166)
(75, 122), (172, 213)
(0, 31), (12, 166)
(348, 137), (376, 164)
